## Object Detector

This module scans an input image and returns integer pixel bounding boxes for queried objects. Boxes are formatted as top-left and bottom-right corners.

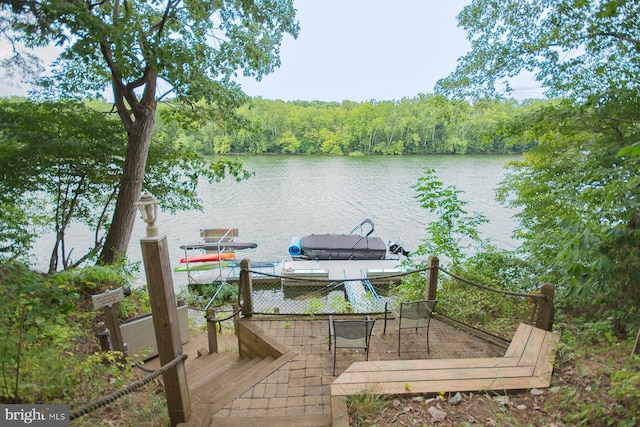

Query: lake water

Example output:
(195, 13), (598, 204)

(35, 154), (521, 290)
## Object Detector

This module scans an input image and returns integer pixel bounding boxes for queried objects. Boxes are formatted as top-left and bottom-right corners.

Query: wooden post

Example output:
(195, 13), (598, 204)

(535, 283), (555, 331)
(232, 303), (240, 336)
(95, 322), (112, 352)
(102, 305), (125, 354)
(239, 259), (253, 318)
(141, 234), (191, 427)
(426, 256), (439, 301)
(206, 308), (218, 354)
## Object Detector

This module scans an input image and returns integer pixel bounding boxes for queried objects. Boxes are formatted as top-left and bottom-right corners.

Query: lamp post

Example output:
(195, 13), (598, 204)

(136, 193), (160, 237)
(136, 194), (191, 426)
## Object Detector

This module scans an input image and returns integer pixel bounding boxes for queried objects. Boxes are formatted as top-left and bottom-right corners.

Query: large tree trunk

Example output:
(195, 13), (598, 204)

(99, 108), (156, 264)
(98, 63), (158, 265)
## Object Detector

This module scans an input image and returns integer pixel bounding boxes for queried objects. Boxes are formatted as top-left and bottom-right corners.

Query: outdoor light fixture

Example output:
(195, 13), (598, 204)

(136, 193), (159, 237)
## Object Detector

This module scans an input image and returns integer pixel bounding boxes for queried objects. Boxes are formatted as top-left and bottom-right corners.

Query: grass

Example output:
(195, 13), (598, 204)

(347, 388), (391, 427)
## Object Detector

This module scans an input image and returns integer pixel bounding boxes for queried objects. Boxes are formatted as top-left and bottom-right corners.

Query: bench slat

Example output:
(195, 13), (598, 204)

(334, 365), (534, 386)
(533, 332), (560, 380)
(503, 323), (533, 357)
(342, 356), (522, 374)
(331, 374), (552, 396)
(518, 326), (547, 366)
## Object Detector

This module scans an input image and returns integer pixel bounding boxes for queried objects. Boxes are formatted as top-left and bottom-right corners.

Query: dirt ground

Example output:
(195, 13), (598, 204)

(353, 390), (560, 426)
(348, 355), (628, 427)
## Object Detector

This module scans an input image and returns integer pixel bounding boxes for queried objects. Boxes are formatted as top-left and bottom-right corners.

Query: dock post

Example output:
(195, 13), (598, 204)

(95, 322), (112, 352)
(233, 303), (240, 336)
(426, 256), (439, 301)
(535, 283), (555, 331)
(206, 308), (218, 354)
(240, 259), (253, 318)
(138, 195), (190, 427)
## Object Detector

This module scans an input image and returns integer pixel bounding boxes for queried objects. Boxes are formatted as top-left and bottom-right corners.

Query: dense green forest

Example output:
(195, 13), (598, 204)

(162, 95), (538, 155)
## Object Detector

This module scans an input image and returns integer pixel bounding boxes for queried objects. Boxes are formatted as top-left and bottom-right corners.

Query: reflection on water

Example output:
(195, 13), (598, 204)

(34, 154), (521, 297)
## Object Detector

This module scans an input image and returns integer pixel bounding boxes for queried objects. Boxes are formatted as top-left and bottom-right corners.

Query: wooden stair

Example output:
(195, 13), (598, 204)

(179, 347), (300, 427)
(204, 414), (332, 427)
(330, 323), (560, 426)
(176, 352), (270, 427)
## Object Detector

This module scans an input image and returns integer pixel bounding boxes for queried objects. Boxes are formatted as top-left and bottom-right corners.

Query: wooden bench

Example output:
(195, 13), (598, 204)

(330, 323), (560, 425)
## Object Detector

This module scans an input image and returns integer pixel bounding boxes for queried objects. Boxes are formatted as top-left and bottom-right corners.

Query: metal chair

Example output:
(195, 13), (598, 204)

(328, 315), (376, 376)
(383, 299), (437, 355)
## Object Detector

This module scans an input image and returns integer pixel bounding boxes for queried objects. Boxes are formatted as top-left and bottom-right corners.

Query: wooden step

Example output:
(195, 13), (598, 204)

(187, 356), (276, 423)
(193, 357), (266, 402)
(188, 354), (255, 392)
(180, 352), (298, 427)
(187, 352), (240, 390)
(205, 414), (331, 427)
(186, 357), (268, 427)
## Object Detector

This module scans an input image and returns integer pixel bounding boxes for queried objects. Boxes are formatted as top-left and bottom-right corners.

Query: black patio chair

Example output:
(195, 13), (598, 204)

(328, 315), (376, 376)
(383, 299), (437, 355)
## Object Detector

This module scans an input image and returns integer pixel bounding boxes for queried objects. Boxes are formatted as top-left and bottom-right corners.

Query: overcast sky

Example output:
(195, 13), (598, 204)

(236, 0), (470, 102)
(0, 1), (542, 101)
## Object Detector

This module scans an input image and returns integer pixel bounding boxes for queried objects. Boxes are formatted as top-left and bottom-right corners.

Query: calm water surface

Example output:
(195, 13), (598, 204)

(36, 154), (521, 288)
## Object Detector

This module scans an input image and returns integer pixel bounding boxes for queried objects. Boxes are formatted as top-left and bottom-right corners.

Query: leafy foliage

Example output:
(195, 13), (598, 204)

(0, 98), (253, 271)
(0, 99), (125, 270)
(496, 99), (640, 324)
(0, 262), (80, 401)
(0, 202), (38, 263)
(411, 168), (488, 267)
(437, 0), (640, 101)
(1, 0), (299, 265)
(0, 260), (168, 423)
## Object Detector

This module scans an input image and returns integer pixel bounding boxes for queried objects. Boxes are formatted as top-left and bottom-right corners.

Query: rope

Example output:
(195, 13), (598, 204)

(206, 307), (242, 323)
(438, 267), (547, 300)
(132, 358), (156, 374)
(244, 265), (433, 284)
(69, 353), (187, 420)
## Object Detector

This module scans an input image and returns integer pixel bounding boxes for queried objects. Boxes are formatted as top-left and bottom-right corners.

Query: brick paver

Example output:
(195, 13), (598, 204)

(210, 316), (505, 420)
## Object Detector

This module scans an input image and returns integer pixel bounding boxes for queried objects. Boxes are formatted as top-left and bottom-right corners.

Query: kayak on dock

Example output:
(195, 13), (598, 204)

(174, 261), (236, 272)
(180, 252), (236, 263)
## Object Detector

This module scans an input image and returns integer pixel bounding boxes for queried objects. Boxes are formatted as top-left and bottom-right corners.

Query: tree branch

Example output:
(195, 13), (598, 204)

(100, 42), (134, 129)
(594, 32), (640, 47)
(149, 0), (182, 35)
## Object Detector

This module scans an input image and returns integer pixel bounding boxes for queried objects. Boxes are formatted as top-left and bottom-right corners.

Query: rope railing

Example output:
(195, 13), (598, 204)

(235, 259), (554, 330)
(437, 267), (548, 301)
(244, 265), (433, 284)
(69, 353), (187, 421)
(206, 307), (242, 323)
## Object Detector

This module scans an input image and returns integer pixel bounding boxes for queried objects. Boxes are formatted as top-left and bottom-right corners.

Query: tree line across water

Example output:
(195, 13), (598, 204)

(160, 95), (539, 155)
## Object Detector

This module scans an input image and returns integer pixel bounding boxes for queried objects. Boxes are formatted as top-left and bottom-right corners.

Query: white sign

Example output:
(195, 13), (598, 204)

(92, 287), (125, 310)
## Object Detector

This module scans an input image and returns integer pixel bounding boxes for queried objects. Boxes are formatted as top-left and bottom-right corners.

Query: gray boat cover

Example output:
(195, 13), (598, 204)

(300, 234), (387, 260)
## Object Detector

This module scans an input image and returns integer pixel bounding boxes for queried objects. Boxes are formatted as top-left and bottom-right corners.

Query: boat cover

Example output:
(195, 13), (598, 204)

(299, 234), (387, 260)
